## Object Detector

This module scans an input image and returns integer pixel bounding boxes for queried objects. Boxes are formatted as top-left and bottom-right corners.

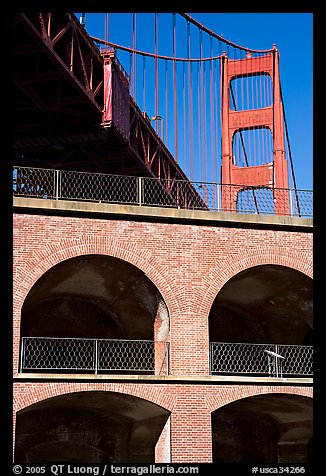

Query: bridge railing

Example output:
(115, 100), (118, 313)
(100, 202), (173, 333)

(20, 337), (170, 374)
(210, 342), (313, 377)
(13, 166), (313, 217)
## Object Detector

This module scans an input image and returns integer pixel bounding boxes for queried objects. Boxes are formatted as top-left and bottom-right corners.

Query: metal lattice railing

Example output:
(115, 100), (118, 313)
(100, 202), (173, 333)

(210, 342), (313, 377)
(20, 337), (161, 373)
(13, 166), (313, 217)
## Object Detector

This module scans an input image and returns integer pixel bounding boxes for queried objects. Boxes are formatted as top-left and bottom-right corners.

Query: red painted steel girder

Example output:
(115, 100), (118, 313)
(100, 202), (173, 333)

(14, 13), (104, 127)
(13, 13), (206, 208)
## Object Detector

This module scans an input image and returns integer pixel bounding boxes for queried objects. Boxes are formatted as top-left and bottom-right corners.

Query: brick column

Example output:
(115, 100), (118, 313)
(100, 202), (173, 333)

(155, 417), (171, 463)
(169, 308), (210, 376)
(170, 397), (212, 463)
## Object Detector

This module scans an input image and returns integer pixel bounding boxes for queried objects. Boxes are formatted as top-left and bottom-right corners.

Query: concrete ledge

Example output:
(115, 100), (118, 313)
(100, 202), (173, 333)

(13, 197), (313, 229)
(13, 372), (313, 385)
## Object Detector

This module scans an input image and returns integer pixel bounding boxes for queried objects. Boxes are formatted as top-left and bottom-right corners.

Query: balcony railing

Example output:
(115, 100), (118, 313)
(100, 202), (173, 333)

(210, 342), (313, 377)
(20, 338), (312, 378)
(20, 337), (169, 374)
(13, 166), (313, 217)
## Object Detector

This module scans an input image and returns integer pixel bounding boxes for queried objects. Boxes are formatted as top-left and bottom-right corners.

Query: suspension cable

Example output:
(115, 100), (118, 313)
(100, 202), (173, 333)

(96, 13), (274, 57)
(178, 13), (274, 54)
(91, 36), (223, 62)
(280, 83), (301, 215)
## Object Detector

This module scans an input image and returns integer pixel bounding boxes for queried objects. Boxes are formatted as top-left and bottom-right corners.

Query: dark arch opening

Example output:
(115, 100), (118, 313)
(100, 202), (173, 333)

(15, 391), (171, 463)
(209, 265), (312, 345)
(209, 265), (313, 377)
(211, 394), (313, 464)
(19, 255), (170, 375)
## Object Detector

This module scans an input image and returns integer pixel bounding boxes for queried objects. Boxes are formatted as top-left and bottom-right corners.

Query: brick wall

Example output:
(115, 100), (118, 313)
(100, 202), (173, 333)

(13, 211), (313, 462)
(13, 213), (312, 375)
(13, 381), (312, 463)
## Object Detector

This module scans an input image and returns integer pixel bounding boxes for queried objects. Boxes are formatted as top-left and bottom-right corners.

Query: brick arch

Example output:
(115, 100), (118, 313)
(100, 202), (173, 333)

(206, 385), (313, 413)
(13, 382), (176, 414)
(13, 236), (180, 319)
(198, 249), (313, 320)
(13, 238), (179, 374)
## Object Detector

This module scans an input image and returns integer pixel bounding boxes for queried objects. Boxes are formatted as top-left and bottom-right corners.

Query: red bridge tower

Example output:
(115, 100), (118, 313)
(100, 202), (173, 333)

(221, 46), (290, 214)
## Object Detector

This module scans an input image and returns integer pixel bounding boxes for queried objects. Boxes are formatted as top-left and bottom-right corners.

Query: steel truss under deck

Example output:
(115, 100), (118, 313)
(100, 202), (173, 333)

(13, 12), (203, 208)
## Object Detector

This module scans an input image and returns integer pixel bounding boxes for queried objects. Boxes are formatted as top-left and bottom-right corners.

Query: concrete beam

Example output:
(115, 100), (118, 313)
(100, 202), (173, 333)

(13, 197), (313, 230)
(13, 372), (313, 385)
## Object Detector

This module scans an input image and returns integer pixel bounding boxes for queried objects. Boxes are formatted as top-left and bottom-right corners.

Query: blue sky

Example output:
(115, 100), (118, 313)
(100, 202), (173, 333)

(192, 13), (313, 190)
(78, 12), (313, 191)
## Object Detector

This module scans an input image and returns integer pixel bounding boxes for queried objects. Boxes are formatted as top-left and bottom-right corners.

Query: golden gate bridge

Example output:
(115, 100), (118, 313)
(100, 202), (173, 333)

(13, 12), (312, 216)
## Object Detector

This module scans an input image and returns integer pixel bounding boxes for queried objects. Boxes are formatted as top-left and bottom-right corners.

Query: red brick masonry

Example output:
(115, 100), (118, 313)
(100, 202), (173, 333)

(13, 381), (312, 463)
(13, 212), (313, 462)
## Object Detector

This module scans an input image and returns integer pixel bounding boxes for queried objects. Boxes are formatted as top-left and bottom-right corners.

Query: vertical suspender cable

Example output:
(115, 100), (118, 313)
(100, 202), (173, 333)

(132, 13), (137, 99)
(165, 60), (169, 146)
(197, 63), (201, 181)
(187, 20), (194, 180)
(204, 45), (208, 182)
(183, 61), (187, 175)
(104, 14), (108, 44)
(210, 36), (216, 186)
(172, 13), (178, 163)
(154, 13), (159, 132)
(214, 57), (219, 184)
(129, 52), (133, 98)
(280, 83), (301, 215)
(201, 31), (207, 181)
(143, 55), (146, 113)
(199, 29), (204, 181)
(211, 38), (218, 206)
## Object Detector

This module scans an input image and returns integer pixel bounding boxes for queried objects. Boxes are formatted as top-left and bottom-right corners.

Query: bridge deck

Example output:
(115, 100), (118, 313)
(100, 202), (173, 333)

(13, 13), (196, 186)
